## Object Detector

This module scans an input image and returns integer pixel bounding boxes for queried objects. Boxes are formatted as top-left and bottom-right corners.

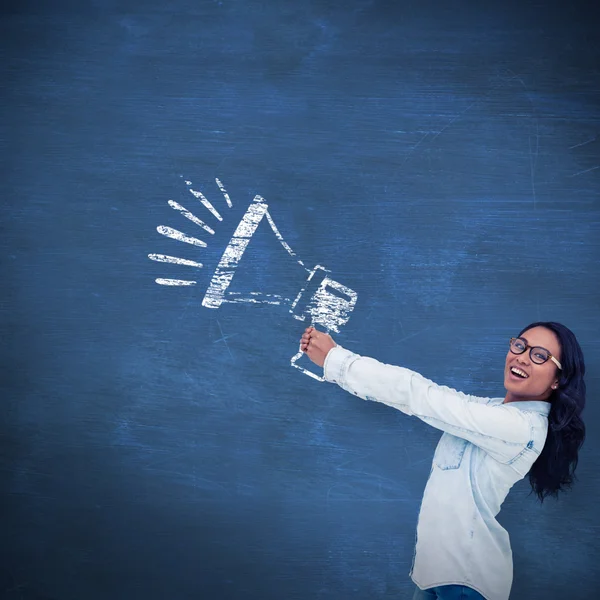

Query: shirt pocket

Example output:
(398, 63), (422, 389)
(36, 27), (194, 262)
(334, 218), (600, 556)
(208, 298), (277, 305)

(434, 432), (469, 470)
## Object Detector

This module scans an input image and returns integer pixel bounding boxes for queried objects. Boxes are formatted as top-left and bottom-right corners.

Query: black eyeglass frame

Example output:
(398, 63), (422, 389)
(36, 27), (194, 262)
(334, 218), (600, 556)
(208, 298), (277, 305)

(509, 337), (562, 370)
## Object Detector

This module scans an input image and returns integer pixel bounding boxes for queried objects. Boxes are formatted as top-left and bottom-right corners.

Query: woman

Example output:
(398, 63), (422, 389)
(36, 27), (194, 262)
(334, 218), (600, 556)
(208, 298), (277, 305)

(300, 322), (586, 600)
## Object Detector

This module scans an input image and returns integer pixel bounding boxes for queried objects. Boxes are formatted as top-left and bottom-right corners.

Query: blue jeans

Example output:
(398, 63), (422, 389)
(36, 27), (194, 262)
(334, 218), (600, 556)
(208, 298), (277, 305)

(412, 584), (486, 600)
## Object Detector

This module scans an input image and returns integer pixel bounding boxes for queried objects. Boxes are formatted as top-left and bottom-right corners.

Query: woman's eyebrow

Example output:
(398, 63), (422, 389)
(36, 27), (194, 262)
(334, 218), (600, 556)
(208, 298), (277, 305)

(522, 337), (553, 352)
(531, 342), (553, 354)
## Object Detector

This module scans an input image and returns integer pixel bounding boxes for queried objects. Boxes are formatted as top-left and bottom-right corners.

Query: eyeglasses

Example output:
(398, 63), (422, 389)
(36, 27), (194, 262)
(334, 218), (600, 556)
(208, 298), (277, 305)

(509, 337), (562, 370)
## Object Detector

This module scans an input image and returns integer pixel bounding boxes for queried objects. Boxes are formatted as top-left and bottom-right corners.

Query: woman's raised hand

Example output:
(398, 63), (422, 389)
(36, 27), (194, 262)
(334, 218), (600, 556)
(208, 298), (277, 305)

(300, 326), (337, 368)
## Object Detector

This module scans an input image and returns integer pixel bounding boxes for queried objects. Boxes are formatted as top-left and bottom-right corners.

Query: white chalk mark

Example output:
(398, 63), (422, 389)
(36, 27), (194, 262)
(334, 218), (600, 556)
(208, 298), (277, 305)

(155, 278), (197, 286)
(227, 292), (287, 299)
(148, 254), (203, 268)
(390, 72), (527, 186)
(335, 453), (374, 470)
(569, 138), (596, 150)
(568, 165), (599, 178)
(216, 319), (233, 360)
(189, 187), (222, 221)
(394, 326), (434, 344)
(528, 113), (539, 211)
(212, 331), (239, 345)
(224, 291), (290, 305)
(215, 178), (233, 208)
(505, 70), (539, 210)
(400, 132), (430, 167)
(326, 483), (357, 500)
(202, 195), (270, 308)
(265, 209), (306, 268)
(529, 132), (538, 210)
(290, 265), (329, 315)
(223, 297), (283, 305)
(168, 200), (215, 235)
(290, 348), (326, 382)
(304, 277), (358, 333)
(157, 225), (207, 247)
(336, 469), (402, 489)
(430, 100), (478, 144)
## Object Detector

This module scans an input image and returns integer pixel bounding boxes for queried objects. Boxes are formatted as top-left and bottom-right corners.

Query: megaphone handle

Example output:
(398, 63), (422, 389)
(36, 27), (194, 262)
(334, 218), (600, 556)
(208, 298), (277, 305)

(290, 348), (326, 382)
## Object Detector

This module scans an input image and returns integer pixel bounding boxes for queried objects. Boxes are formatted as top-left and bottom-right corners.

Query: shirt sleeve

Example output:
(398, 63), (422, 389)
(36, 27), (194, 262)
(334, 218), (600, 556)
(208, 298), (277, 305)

(323, 345), (534, 464)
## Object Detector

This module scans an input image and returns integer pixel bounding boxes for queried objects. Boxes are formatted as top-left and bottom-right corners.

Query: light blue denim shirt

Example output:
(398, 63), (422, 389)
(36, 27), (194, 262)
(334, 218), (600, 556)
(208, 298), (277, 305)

(323, 345), (551, 600)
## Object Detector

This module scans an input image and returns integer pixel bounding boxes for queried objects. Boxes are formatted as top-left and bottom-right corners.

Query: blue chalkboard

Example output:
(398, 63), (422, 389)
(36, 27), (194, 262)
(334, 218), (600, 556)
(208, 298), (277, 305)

(2, 1), (599, 599)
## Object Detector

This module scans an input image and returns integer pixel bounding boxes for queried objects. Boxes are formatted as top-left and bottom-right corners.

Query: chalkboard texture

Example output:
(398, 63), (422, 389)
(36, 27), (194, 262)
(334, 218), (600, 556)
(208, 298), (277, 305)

(2, 0), (599, 599)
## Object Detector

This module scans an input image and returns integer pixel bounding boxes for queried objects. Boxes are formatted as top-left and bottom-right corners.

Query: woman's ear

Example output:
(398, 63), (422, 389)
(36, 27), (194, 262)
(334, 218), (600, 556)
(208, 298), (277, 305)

(551, 381), (559, 390)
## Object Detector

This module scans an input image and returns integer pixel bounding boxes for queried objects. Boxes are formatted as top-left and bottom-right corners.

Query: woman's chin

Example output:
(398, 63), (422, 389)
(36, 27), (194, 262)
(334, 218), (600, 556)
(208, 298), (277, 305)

(503, 376), (527, 396)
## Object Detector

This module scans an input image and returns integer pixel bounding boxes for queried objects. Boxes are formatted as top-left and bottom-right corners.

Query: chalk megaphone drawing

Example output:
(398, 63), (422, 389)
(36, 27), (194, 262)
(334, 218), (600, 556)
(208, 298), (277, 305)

(149, 178), (358, 381)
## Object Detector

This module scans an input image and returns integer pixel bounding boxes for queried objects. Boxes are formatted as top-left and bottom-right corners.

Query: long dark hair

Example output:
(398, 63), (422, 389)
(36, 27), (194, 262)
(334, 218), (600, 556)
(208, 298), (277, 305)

(518, 322), (586, 502)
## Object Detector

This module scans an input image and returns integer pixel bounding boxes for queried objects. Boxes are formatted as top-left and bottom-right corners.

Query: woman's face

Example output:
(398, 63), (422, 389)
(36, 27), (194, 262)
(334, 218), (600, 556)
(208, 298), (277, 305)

(503, 326), (561, 403)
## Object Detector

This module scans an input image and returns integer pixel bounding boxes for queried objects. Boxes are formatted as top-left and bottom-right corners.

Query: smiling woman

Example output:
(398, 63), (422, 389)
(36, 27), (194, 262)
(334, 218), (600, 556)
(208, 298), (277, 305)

(509, 322), (586, 504)
(299, 321), (587, 600)
(504, 326), (563, 403)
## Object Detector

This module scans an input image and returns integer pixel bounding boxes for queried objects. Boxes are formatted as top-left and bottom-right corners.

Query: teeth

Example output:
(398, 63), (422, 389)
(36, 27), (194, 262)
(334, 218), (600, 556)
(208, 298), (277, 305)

(511, 367), (528, 379)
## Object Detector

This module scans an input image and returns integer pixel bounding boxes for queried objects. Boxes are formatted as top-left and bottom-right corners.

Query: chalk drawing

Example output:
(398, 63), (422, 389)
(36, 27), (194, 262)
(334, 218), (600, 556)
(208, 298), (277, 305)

(149, 178), (358, 380)
(148, 254), (203, 268)
(215, 178), (233, 208)
(150, 178), (234, 285)
(155, 279), (197, 286)
(156, 225), (207, 248)
(167, 200), (215, 235)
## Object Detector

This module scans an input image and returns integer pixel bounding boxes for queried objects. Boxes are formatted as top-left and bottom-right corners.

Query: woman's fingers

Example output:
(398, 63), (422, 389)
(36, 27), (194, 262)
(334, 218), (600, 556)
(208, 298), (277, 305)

(301, 326), (328, 355)
(300, 328), (318, 350)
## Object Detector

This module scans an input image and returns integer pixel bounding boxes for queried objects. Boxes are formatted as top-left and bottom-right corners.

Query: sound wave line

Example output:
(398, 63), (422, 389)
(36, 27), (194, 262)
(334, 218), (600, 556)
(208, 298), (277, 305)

(168, 200), (215, 235)
(157, 226), (207, 247)
(155, 278), (197, 286)
(216, 178), (233, 208)
(148, 254), (203, 268)
(189, 187), (222, 221)
(152, 178), (236, 287)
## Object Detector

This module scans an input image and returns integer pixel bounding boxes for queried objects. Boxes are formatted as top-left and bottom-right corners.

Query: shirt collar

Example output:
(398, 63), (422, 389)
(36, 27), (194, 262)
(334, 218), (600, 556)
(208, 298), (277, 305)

(491, 397), (551, 416)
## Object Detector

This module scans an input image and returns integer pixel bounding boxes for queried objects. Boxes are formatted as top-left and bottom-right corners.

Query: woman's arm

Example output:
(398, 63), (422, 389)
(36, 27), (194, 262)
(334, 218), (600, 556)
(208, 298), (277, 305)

(322, 344), (535, 465)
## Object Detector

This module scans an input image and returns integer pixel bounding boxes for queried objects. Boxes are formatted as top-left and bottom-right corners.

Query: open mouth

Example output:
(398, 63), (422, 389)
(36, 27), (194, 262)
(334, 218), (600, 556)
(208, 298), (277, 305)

(510, 366), (529, 380)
